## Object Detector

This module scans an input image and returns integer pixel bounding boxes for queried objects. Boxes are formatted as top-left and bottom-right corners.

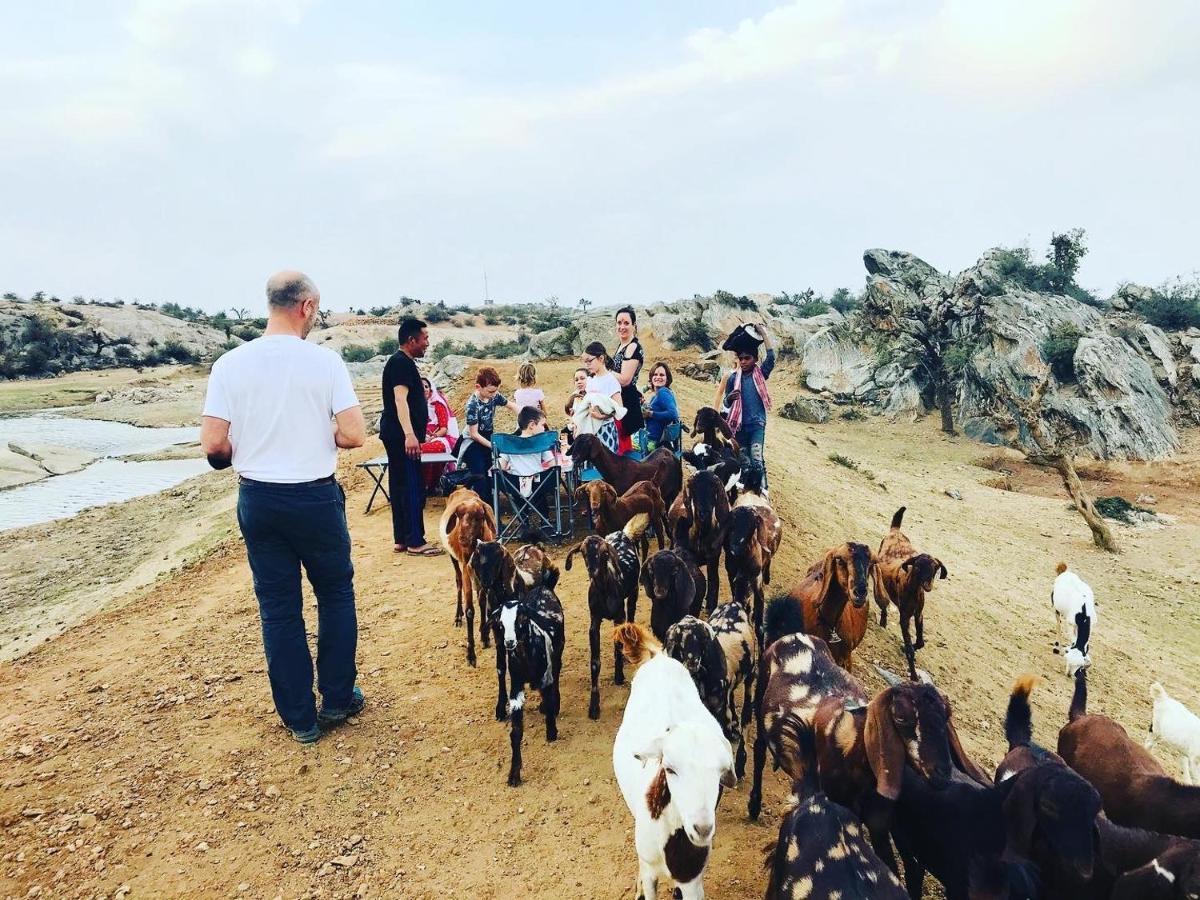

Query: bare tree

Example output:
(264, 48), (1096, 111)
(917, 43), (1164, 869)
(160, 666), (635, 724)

(577, 297), (591, 313)
(231, 307), (250, 321)
(993, 376), (1118, 552)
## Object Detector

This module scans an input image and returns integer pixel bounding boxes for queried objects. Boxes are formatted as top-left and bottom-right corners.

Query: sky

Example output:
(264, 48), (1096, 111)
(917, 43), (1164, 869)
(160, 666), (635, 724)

(1, 0), (1198, 313)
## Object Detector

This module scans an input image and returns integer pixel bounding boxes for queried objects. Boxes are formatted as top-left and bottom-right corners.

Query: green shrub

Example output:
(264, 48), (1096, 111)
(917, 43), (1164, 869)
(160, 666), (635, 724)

(796, 299), (830, 317)
(1042, 325), (1083, 382)
(670, 314), (714, 351)
(368, 306), (392, 318)
(113, 344), (136, 360)
(234, 325), (262, 341)
(378, 337), (399, 356)
(160, 340), (197, 363)
(424, 303), (450, 323)
(21, 345), (51, 375)
(1140, 294), (1200, 331)
(341, 344), (376, 363)
(828, 288), (859, 314)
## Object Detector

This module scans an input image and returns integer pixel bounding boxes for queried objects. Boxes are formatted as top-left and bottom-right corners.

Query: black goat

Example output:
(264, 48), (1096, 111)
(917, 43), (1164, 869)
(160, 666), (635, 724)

(565, 517), (647, 720)
(997, 676), (1104, 890)
(664, 616), (730, 746)
(892, 765), (1041, 899)
(471, 542), (565, 788)
(641, 548), (705, 643)
(764, 715), (908, 899)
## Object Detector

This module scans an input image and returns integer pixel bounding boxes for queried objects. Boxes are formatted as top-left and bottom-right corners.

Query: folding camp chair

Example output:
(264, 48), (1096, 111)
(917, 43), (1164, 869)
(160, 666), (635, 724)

(490, 431), (570, 544)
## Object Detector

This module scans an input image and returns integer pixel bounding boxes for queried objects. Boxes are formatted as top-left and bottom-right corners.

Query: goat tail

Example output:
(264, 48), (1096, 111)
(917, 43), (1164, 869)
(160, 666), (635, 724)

(623, 512), (650, 543)
(1055, 561), (1069, 576)
(764, 594), (806, 649)
(890, 506), (907, 529)
(1005, 674), (1038, 750)
(613, 622), (660, 666)
(1068, 668), (1088, 722)
(1150, 681), (1167, 704)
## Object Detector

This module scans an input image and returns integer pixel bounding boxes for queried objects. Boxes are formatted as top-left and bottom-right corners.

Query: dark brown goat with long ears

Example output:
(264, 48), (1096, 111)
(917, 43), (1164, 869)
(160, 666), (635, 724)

(668, 469), (730, 614)
(789, 542), (886, 672)
(875, 506), (948, 680)
(568, 433), (682, 504)
(1058, 669), (1200, 838)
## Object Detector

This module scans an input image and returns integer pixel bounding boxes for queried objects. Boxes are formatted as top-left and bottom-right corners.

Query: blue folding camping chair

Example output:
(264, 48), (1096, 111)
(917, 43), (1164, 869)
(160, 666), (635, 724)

(490, 431), (571, 544)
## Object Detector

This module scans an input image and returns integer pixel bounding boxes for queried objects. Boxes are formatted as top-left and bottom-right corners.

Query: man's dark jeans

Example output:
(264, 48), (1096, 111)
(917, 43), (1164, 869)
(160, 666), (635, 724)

(237, 478), (358, 732)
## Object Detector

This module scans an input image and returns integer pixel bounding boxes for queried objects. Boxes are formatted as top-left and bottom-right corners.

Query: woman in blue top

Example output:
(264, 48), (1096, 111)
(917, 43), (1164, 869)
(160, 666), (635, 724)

(716, 325), (774, 483)
(641, 361), (679, 452)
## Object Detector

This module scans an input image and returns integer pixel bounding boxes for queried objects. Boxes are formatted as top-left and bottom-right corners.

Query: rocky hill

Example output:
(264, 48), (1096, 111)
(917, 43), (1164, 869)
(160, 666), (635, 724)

(0, 300), (234, 378)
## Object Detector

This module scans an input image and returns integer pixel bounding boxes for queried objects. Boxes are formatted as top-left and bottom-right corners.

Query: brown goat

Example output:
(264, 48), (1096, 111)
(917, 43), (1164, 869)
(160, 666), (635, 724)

(788, 542), (886, 673)
(725, 476), (782, 641)
(669, 469), (730, 614)
(874, 506), (948, 680)
(438, 486), (498, 668)
(641, 548), (705, 641)
(1059, 669), (1200, 839)
(748, 607), (989, 872)
(574, 479), (667, 549)
(567, 434), (682, 504)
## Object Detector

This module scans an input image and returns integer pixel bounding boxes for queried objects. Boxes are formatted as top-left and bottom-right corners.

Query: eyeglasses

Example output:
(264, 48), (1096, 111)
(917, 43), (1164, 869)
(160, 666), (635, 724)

(582, 356), (596, 364)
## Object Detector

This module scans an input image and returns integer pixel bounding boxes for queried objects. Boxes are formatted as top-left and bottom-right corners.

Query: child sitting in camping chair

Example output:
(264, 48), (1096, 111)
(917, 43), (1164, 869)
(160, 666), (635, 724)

(492, 407), (563, 542)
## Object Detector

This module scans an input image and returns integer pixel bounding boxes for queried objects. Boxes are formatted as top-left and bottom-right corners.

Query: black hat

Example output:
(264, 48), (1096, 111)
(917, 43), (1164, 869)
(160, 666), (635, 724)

(721, 323), (763, 355)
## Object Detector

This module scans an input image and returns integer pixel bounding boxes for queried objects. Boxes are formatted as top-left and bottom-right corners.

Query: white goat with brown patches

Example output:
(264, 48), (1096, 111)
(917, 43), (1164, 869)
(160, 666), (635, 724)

(612, 623), (735, 900)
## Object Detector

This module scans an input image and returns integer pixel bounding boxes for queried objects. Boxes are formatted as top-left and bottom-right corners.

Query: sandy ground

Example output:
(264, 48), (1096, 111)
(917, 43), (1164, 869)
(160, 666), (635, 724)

(2, 351), (1199, 899)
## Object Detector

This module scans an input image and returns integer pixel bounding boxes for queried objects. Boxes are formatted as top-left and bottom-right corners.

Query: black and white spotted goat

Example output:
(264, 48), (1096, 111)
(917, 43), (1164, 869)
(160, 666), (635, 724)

(565, 513), (649, 720)
(470, 540), (565, 787)
(708, 599), (755, 778)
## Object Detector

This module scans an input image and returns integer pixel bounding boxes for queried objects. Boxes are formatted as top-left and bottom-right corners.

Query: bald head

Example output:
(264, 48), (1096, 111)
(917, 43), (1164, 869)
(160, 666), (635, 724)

(266, 271), (319, 309)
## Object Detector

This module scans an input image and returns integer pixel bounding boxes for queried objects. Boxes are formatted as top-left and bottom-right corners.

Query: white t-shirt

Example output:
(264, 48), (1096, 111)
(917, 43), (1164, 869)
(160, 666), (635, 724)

(202, 335), (360, 483)
(587, 371), (621, 399)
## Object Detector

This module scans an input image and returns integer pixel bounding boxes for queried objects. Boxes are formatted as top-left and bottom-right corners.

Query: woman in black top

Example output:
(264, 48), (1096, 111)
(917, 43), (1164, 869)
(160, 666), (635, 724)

(610, 306), (644, 454)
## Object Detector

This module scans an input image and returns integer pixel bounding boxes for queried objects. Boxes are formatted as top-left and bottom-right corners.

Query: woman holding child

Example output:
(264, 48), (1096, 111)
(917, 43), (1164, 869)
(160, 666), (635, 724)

(575, 343), (624, 452)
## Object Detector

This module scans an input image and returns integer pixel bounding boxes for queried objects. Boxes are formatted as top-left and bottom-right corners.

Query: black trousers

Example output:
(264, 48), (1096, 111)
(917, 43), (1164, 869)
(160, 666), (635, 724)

(381, 433), (427, 547)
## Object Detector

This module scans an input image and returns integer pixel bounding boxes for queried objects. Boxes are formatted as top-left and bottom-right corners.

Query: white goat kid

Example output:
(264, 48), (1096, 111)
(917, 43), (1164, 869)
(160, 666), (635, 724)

(1051, 562), (1096, 676)
(1146, 682), (1200, 784)
(613, 623), (735, 900)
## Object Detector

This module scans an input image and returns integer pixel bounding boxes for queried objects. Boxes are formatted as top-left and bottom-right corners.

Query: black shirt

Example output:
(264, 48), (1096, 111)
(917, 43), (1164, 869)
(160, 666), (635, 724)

(611, 340), (646, 432)
(381, 351), (427, 441)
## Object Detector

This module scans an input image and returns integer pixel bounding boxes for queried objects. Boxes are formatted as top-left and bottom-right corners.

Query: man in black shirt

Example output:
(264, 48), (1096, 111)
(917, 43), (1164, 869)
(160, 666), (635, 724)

(381, 318), (443, 556)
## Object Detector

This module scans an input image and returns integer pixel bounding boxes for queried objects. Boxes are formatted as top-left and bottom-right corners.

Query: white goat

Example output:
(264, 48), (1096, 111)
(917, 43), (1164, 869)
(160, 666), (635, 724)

(612, 623), (735, 900)
(1051, 562), (1096, 676)
(1146, 682), (1200, 784)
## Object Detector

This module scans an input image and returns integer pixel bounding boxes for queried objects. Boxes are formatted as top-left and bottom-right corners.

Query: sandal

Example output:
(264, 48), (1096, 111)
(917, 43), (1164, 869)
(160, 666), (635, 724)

(407, 544), (444, 557)
(394, 544), (407, 554)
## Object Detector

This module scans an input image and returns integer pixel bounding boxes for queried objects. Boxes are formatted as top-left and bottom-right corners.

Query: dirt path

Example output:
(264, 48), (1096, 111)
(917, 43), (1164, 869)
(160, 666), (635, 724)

(2, 355), (1199, 899)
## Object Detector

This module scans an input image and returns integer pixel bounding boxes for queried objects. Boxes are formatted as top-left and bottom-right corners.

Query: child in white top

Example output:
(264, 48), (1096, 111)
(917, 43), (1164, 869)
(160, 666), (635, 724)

(498, 407), (557, 488)
(513, 362), (546, 417)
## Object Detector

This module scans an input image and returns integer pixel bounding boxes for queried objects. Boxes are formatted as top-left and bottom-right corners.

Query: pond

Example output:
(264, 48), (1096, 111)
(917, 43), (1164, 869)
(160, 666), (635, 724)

(0, 414), (206, 531)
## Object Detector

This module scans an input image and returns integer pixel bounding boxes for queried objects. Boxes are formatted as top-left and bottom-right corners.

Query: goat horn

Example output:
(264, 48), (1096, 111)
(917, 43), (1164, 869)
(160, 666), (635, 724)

(873, 665), (904, 688)
(915, 668), (936, 687)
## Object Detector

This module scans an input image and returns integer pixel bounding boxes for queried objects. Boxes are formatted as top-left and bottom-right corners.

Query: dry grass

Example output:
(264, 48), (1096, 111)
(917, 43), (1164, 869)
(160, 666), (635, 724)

(984, 475), (1015, 492)
(974, 451), (1015, 473)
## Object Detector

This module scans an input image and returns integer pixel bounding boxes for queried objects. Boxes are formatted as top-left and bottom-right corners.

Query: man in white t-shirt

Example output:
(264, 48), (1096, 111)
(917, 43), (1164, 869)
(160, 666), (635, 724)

(200, 271), (366, 744)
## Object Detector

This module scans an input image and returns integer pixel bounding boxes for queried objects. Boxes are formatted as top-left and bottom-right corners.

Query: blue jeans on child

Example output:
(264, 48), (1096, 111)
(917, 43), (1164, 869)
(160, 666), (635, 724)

(236, 478), (358, 733)
(736, 423), (767, 485)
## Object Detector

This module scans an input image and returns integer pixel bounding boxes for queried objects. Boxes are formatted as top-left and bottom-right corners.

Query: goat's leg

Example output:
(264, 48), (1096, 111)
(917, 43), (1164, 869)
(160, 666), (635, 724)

(465, 592), (477, 668)
(494, 645), (508, 722)
(588, 616), (602, 720)
(748, 656), (769, 820)
(543, 682), (559, 742)
(862, 792), (901, 875)
(626, 586), (638, 630)
(900, 613), (918, 681)
(914, 610), (925, 650)
(740, 651), (754, 729)
(478, 588), (490, 650)
(705, 554), (719, 615)
(901, 852), (925, 899)
(636, 861), (658, 900)
(1183, 755), (1194, 785)
(452, 558), (464, 627)
(507, 694), (525, 787)
(753, 583), (765, 651)
(614, 610), (627, 687)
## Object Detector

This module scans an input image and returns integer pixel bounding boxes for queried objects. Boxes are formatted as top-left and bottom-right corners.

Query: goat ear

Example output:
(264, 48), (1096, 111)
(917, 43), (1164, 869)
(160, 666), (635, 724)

(573, 486), (587, 505)
(544, 561), (560, 591)
(937, 559), (948, 580)
(564, 544), (582, 571)
(1001, 769), (1040, 857)
(944, 702), (992, 787)
(870, 557), (890, 609)
(634, 734), (666, 765)
(673, 560), (693, 604)
(900, 557), (915, 572)
(720, 767), (737, 789)
(864, 688), (906, 801)
(815, 550), (838, 613)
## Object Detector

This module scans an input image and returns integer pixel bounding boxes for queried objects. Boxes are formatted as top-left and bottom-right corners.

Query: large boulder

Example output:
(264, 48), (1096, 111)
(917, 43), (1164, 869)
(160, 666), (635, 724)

(801, 327), (875, 397)
(428, 354), (473, 385)
(7, 441), (96, 476)
(779, 398), (830, 424)
(527, 326), (580, 360)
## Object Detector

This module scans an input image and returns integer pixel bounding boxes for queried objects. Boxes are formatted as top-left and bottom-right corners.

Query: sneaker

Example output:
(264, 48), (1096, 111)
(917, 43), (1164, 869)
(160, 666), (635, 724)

(317, 686), (365, 728)
(291, 725), (321, 744)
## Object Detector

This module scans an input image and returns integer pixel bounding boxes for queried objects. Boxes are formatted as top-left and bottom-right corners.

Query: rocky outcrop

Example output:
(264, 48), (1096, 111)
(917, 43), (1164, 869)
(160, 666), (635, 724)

(803, 248), (1182, 459)
(779, 398), (830, 424)
(7, 441), (97, 476)
(527, 326), (581, 360)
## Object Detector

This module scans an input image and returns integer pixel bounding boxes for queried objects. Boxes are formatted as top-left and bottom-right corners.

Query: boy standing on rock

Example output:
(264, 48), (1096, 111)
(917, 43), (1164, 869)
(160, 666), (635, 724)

(200, 271), (366, 743)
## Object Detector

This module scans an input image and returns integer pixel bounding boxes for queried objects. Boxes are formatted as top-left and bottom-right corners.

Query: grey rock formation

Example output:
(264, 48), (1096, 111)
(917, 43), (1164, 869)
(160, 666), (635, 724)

(779, 398), (830, 424)
(527, 326), (580, 360)
(428, 354), (472, 385)
(801, 327), (874, 397)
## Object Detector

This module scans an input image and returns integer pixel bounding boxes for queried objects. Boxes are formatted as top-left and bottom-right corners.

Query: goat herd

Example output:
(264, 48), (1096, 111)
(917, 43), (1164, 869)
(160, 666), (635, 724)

(432, 408), (1200, 900)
